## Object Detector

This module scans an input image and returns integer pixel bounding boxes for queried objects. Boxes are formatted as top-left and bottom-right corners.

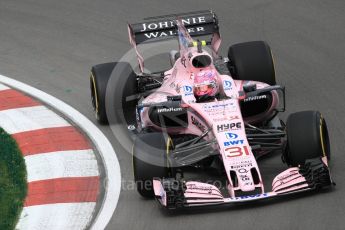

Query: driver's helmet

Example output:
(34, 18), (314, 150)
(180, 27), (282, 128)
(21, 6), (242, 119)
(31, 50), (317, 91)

(193, 69), (218, 101)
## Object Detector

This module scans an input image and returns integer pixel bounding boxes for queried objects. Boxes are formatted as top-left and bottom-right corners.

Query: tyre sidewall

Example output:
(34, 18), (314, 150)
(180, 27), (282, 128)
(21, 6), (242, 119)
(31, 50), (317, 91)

(228, 41), (276, 85)
(286, 111), (329, 166)
(133, 133), (171, 197)
(90, 62), (117, 124)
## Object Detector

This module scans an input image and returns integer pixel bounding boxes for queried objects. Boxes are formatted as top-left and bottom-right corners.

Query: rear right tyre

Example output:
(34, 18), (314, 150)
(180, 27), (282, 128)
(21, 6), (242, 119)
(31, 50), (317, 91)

(90, 62), (137, 124)
(228, 41), (276, 85)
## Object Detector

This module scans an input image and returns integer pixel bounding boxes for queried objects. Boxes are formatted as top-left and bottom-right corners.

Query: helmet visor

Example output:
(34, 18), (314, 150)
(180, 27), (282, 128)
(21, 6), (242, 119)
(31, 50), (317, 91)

(194, 81), (215, 96)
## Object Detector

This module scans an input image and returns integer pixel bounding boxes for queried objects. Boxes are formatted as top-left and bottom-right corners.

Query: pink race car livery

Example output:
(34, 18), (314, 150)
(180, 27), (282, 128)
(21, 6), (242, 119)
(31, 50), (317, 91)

(90, 10), (334, 209)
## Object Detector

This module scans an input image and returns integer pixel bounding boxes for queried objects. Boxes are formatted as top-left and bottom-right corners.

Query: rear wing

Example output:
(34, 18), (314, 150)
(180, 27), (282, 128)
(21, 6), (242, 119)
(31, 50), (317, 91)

(128, 10), (219, 44)
(128, 10), (221, 72)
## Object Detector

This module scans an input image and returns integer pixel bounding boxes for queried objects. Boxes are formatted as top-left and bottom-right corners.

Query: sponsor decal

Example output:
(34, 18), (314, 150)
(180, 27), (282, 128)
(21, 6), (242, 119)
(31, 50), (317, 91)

(237, 167), (253, 185)
(228, 115), (240, 120)
(223, 80), (232, 90)
(212, 117), (228, 122)
(230, 162), (253, 169)
(217, 122), (241, 132)
(139, 16), (206, 32)
(142, 30), (177, 39)
(186, 27), (205, 33)
(202, 103), (236, 113)
(213, 115), (240, 122)
(139, 27), (206, 40)
(277, 171), (298, 181)
(157, 107), (183, 113)
(224, 140), (244, 146)
(225, 133), (238, 139)
(187, 184), (213, 194)
(244, 95), (267, 102)
(202, 103), (234, 109)
(225, 146), (250, 158)
(183, 85), (193, 96)
(244, 181), (254, 186)
(234, 193), (268, 200)
(238, 168), (248, 174)
(131, 15), (215, 43)
(191, 116), (206, 132)
(239, 174), (251, 182)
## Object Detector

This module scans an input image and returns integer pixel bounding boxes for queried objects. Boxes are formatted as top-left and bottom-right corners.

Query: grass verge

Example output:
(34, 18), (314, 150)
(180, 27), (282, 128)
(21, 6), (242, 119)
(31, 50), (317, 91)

(0, 127), (27, 230)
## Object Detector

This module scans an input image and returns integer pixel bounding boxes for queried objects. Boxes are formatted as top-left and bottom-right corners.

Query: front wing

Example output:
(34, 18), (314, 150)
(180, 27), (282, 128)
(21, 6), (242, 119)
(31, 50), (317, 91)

(153, 157), (334, 209)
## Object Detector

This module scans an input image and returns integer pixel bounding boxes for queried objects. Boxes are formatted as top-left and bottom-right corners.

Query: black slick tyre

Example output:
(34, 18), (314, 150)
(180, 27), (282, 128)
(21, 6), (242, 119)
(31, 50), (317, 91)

(90, 62), (137, 124)
(285, 111), (330, 166)
(228, 41), (276, 85)
(133, 133), (172, 198)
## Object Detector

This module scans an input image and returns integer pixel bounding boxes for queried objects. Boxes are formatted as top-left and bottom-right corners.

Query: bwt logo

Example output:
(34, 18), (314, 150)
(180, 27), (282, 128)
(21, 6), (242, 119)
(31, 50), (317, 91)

(223, 80), (232, 90)
(225, 133), (238, 139)
(224, 140), (244, 146)
(183, 86), (193, 93)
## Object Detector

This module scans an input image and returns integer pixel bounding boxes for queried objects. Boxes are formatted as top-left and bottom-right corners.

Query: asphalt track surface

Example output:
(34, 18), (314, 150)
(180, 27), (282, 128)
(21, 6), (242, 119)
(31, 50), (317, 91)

(0, 0), (344, 229)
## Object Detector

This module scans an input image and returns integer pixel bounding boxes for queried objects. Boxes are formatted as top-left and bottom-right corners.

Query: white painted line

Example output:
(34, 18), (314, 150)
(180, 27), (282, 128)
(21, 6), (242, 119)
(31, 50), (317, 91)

(16, 202), (96, 230)
(0, 106), (70, 134)
(0, 74), (120, 230)
(25, 150), (99, 183)
(0, 83), (9, 91)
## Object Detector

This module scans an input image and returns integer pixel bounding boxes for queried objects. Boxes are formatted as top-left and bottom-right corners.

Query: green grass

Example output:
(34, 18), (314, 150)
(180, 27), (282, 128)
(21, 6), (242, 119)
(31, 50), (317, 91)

(0, 128), (27, 230)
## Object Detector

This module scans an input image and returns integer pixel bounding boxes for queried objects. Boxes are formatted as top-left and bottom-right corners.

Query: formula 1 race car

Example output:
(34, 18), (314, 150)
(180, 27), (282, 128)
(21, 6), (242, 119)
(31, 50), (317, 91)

(90, 10), (334, 209)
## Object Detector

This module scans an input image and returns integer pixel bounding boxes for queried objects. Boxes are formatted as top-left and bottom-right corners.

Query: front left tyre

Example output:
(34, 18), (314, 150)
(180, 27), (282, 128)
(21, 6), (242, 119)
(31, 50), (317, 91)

(284, 111), (330, 166)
